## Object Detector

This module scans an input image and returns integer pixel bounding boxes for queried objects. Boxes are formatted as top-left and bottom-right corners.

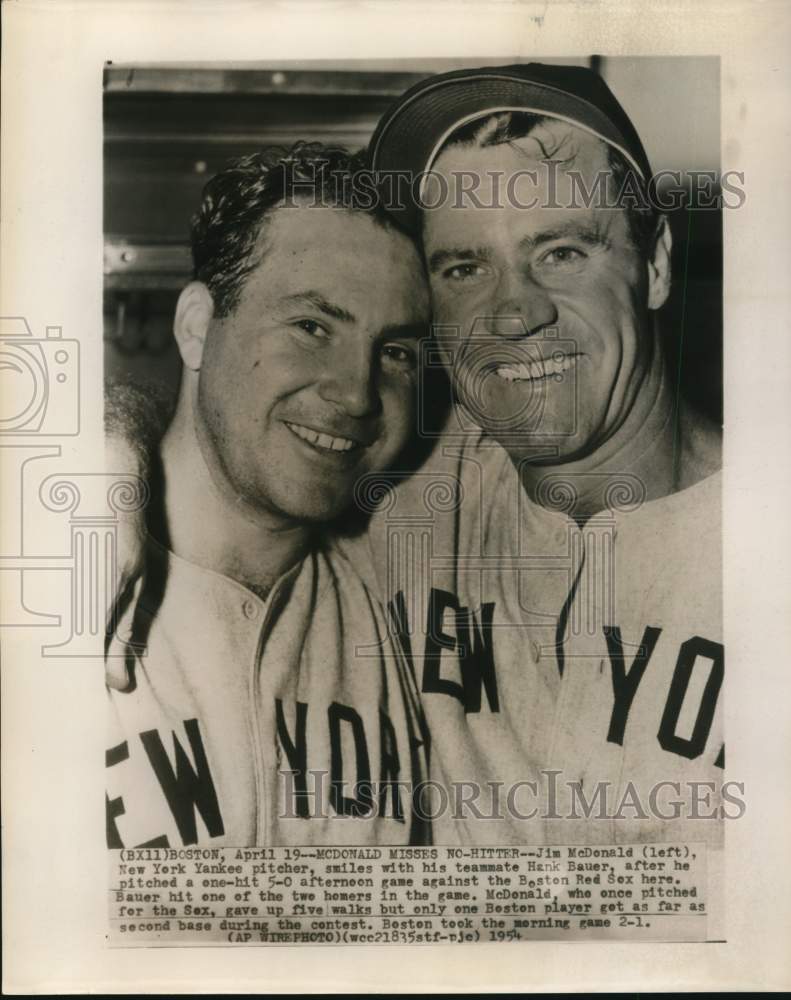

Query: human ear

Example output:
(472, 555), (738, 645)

(647, 215), (672, 311)
(173, 281), (214, 370)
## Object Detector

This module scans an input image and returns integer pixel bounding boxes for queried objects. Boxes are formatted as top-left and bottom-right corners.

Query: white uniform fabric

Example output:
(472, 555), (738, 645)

(106, 538), (429, 848)
(357, 407), (724, 846)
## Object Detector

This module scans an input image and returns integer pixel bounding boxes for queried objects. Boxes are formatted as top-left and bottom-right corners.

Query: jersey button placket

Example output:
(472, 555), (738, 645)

(242, 595), (267, 844)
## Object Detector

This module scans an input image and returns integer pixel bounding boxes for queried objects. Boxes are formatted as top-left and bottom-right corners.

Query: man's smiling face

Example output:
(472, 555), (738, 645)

(195, 202), (429, 522)
(423, 120), (667, 464)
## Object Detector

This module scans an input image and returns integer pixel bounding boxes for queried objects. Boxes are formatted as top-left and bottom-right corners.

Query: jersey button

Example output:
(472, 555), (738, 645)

(242, 599), (258, 620)
(530, 640), (541, 663)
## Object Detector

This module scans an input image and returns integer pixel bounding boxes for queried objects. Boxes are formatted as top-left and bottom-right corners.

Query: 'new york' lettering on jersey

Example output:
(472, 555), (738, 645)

(353, 409), (724, 846)
(106, 537), (429, 848)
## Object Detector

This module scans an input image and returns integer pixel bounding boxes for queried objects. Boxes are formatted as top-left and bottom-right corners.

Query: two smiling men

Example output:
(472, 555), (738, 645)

(107, 63), (723, 848)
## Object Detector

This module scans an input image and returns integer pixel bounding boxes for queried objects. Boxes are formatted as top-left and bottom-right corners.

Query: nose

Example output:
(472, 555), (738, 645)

(317, 345), (381, 419)
(488, 267), (558, 337)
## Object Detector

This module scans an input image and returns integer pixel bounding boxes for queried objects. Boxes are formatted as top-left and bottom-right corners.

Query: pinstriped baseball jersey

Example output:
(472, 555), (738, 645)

(106, 537), (429, 848)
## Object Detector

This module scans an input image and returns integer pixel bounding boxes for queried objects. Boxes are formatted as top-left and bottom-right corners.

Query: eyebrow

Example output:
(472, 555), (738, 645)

(519, 222), (608, 251)
(282, 290), (426, 341)
(281, 290), (356, 324)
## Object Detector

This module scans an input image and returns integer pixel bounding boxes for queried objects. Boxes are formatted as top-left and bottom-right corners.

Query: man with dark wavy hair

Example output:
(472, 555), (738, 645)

(109, 64), (725, 849)
(106, 143), (432, 848)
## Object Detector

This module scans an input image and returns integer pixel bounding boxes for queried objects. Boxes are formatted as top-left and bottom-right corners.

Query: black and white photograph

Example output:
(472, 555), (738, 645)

(104, 56), (725, 849)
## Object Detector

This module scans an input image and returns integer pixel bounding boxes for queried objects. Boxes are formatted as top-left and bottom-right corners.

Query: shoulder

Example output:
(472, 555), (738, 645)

(610, 471), (723, 627)
(616, 469), (722, 548)
(324, 531), (383, 598)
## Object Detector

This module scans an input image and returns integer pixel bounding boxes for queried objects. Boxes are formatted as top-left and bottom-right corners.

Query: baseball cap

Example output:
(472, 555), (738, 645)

(367, 62), (652, 234)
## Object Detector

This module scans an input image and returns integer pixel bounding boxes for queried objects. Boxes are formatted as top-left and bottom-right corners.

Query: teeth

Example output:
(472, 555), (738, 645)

(286, 422), (357, 452)
(494, 353), (578, 382)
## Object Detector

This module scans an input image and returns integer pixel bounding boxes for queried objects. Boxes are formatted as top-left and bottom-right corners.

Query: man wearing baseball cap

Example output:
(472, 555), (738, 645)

(362, 62), (724, 845)
(108, 63), (725, 847)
